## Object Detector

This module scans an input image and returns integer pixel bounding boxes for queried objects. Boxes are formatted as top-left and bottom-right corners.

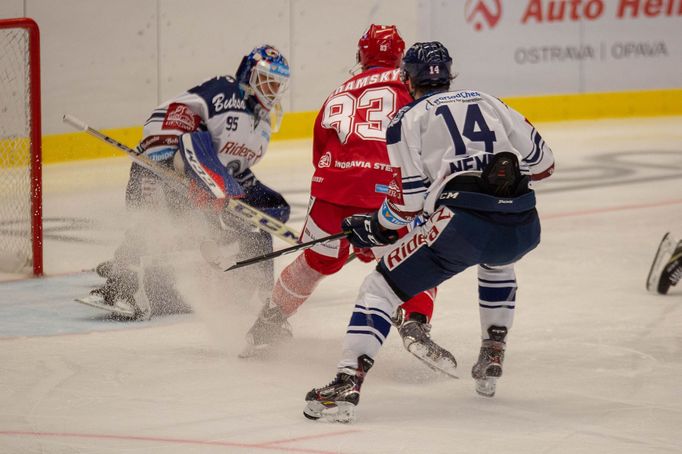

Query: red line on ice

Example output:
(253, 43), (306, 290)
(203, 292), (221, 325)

(0, 429), (360, 453)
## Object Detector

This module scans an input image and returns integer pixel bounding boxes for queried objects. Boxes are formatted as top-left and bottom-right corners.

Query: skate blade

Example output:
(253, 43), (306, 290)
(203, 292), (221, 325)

(646, 232), (677, 293)
(303, 401), (356, 423)
(238, 342), (273, 359)
(475, 377), (497, 397)
(407, 342), (459, 379)
(74, 295), (137, 318)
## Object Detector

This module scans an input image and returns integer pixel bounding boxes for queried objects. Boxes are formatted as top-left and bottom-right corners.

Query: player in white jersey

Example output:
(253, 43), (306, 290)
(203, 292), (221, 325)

(303, 41), (555, 423)
(84, 45), (291, 319)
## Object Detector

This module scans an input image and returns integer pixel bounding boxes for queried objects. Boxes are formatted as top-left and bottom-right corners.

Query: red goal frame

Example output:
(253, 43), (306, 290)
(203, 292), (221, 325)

(0, 18), (42, 276)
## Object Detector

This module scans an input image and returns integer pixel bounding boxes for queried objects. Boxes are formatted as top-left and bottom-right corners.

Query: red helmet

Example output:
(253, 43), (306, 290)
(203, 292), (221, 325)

(357, 24), (405, 69)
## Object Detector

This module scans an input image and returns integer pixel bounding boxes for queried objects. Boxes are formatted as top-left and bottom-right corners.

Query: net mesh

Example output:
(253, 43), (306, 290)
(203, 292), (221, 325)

(0, 26), (33, 272)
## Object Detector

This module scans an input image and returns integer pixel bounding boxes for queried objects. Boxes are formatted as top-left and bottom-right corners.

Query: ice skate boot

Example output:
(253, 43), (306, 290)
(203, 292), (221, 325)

(647, 233), (682, 295)
(303, 355), (374, 423)
(239, 299), (292, 358)
(472, 326), (507, 397)
(75, 282), (139, 319)
(394, 309), (458, 378)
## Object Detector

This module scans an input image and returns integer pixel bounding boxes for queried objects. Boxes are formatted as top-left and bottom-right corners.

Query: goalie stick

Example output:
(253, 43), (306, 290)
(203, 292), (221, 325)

(62, 114), (299, 245)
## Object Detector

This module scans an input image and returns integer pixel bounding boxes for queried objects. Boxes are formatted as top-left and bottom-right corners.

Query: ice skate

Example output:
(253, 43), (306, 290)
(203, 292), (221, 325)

(471, 340), (505, 397)
(239, 299), (292, 358)
(75, 285), (139, 319)
(303, 355), (373, 423)
(647, 233), (682, 295)
(394, 310), (458, 378)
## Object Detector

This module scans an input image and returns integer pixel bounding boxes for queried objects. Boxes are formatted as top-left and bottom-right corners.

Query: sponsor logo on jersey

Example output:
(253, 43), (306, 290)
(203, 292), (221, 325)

(426, 92), (482, 110)
(334, 160), (372, 169)
(318, 151), (332, 168)
(138, 134), (180, 152)
(212, 93), (247, 113)
(147, 147), (175, 161)
(387, 167), (404, 204)
(312, 176), (324, 183)
(384, 207), (453, 270)
(162, 103), (201, 132)
(219, 141), (262, 161)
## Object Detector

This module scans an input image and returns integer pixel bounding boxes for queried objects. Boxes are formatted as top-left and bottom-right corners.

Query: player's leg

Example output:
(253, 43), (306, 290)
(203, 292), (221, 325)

(242, 198), (355, 355)
(83, 165), (162, 319)
(305, 214), (468, 421)
(471, 263), (516, 397)
(462, 209), (539, 398)
(372, 229), (454, 374)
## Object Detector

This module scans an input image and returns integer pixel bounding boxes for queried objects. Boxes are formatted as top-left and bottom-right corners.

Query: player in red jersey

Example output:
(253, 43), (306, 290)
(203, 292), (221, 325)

(242, 26), (456, 376)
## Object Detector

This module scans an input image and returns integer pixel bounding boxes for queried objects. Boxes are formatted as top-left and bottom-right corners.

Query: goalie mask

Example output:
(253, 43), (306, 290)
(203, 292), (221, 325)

(357, 24), (405, 70)
(236, 45), (290, 111)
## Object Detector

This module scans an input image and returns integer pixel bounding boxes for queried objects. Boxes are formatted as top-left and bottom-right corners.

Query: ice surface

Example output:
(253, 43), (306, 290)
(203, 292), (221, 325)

(1, 118), (681, 453)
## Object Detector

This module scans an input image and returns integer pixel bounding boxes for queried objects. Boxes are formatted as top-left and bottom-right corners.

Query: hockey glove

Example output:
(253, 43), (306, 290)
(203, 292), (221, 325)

(177, 131), (244, 200)
(342, 212), (399, 249)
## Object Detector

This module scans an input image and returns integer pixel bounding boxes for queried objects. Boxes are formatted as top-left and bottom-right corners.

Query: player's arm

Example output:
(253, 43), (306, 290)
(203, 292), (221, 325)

(503, 103), (555, 182)
(341, 108), (426, 249)
(378, 108), (428, 230)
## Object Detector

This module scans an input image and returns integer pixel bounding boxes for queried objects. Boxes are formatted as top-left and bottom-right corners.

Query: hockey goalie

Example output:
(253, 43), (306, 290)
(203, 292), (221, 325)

(76, 44), (292, 319)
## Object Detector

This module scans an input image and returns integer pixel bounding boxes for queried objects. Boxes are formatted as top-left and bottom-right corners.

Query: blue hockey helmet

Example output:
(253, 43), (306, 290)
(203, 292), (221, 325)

(236, 45), (290, 110)
(400, 41), (454, 90)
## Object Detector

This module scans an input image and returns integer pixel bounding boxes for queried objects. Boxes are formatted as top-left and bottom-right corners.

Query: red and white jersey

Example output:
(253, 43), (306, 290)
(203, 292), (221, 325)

(310, 67), (413, 209)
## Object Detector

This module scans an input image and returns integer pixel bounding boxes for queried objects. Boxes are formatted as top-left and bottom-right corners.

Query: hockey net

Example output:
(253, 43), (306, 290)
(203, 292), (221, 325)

(0, 18), (42, 276)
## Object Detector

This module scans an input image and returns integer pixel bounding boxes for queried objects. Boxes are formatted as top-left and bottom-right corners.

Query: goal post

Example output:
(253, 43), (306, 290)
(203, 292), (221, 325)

(0, 18), (42, 276)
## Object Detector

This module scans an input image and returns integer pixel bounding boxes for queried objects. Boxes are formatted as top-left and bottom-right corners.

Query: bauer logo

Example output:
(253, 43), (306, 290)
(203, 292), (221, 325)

(465, 0), (503, 31)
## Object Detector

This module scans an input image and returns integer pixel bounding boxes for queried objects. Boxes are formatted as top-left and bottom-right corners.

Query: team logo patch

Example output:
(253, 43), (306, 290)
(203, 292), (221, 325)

(162, 103), (201, 132)
(318, 151), (332, 168)
(387, 167), (404, 204)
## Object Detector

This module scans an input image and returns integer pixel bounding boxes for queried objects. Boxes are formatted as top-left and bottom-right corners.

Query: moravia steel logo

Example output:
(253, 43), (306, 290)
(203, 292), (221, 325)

(465, 0), (503, 31)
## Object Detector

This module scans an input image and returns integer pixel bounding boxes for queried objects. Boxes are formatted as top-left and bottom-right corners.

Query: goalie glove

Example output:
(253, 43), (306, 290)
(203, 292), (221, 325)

(342, 212), (399, 249)
(176, 131), (244, 200)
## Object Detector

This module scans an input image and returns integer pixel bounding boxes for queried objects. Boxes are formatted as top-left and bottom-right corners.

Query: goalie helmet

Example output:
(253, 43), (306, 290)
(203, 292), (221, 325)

(236, 45), (290, 110)
(357, 24), (405, 69)
(400, 41), (454, 89)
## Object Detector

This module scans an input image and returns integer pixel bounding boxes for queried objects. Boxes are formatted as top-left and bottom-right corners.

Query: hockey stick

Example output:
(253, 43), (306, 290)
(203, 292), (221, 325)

(62, 114), (299, 245)
(224, 232), (347, 272)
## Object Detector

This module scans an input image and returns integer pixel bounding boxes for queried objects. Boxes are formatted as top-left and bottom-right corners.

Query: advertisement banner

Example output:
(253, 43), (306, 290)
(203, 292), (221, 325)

(426, 0), (682, 96)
